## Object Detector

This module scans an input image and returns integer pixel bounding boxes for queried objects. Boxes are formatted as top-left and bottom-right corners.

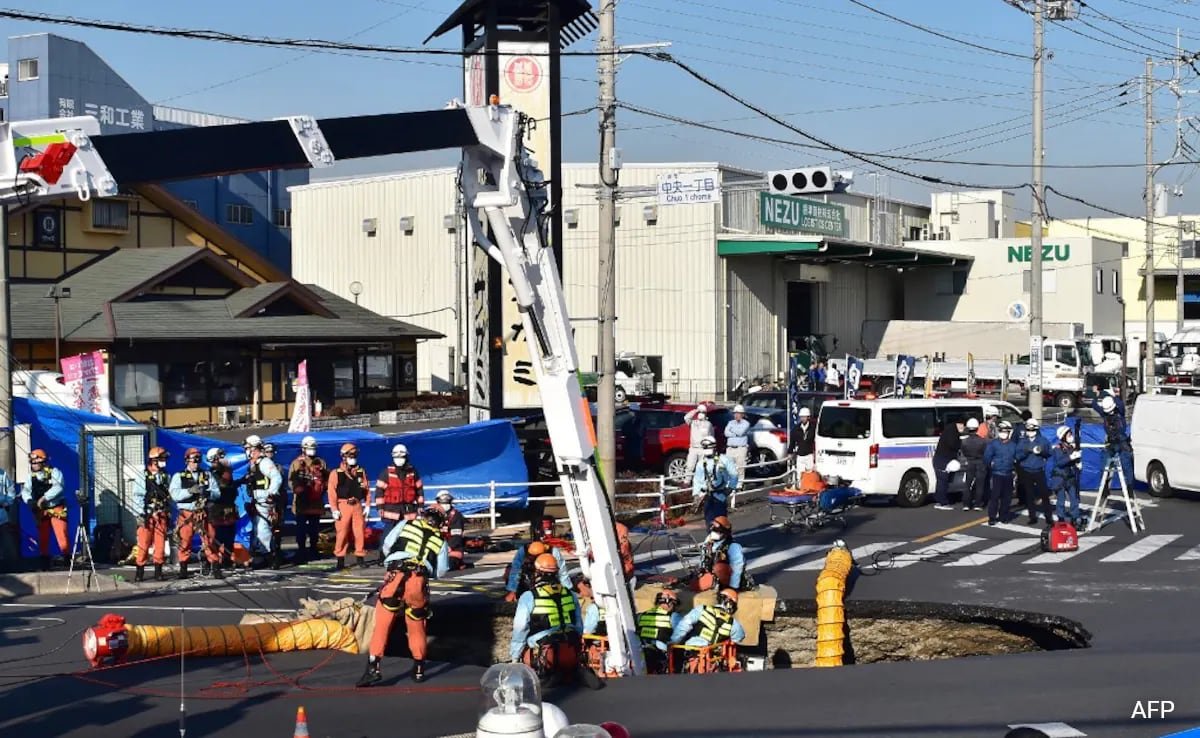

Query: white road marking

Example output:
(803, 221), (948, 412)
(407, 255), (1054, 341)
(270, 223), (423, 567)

(747, 544), (829, 571)
(988, 522), (1046, 537)
(787, 541), (906, 571)
(887, 534), (984, 569)
(1176, 543), (1200, 561)
(1099, 534), (1182, 563)
(1007, 722), (1086, 737)
(1023, 536), (1112, 564)
(945, 538), (1039, 567)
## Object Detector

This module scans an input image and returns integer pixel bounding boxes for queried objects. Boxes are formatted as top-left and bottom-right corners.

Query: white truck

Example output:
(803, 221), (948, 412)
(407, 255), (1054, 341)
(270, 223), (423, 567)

(831, 321), (1125, 410)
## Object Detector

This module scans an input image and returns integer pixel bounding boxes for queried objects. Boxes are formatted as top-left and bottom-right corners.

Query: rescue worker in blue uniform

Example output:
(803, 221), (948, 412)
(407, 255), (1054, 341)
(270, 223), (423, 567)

(504, 521), (571, 601)
(243, 435), (283, 569)
(692, 516), (746, 592)
(1092, 389), (1135, 489)
(638, 589), (682, 674)
(1048, 425), (1084, 527)
(669, 587), (745, 672)
(509, 553), (583, 678)
(983, 421), (1019, 526)
(1015, 418), (1053, 526)
(692, 436), (738, 527)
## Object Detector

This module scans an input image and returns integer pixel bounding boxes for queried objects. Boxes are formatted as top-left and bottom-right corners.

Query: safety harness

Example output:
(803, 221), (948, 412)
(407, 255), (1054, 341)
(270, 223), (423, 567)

(143, 471), (171, 516)
(333, 466), (369, 501)
(178, 470), (211, 506)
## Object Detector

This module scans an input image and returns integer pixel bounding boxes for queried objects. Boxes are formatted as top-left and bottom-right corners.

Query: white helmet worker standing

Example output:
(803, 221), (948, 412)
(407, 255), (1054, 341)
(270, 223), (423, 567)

(725, 404), (753, 495)
(683, 403), (715, 479)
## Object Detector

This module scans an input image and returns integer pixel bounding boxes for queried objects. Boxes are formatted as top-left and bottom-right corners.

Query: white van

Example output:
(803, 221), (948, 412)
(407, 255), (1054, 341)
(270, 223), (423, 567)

(815, 398), (1024, 507)
(1131, 392), (1200, 497)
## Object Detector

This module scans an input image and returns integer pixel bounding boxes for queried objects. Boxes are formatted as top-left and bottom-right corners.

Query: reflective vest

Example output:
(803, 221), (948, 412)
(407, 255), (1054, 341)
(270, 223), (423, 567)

(290, 457), (327, 512)
(144, 471), (171, 515)
(395, 519), (445, 571)
(689, 606), (734, 644)
(638, 610), (675, 643)
(380, 465), (422, 507)
(332, 466), (368, 501)
(29, 467), (55, 503)
(529, 584), (577, 634)
(178, 470), (211, 502)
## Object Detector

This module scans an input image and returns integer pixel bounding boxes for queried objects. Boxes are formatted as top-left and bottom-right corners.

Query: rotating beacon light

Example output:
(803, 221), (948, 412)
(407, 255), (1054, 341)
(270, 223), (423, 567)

(476, 663), (546, 738)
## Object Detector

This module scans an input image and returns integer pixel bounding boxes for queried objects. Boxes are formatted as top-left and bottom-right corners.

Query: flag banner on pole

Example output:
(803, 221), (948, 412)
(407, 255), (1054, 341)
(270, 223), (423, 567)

(60, 350), (111, 416)
(894, 355), (915, 397)
(788, 355), (802, 430)
(924, 356), (935, 397)
(967, 353), (977, 396)
(845, 355), (863, 400)
(288, 360), (311, 433)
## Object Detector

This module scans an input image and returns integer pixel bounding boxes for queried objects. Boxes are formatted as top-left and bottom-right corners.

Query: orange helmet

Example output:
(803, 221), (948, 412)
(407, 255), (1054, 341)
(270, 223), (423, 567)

(28, 449), (47, 463)
(526, 541), (548, 558)
(148, 447), (169, 462)
(718, 588), (739, 613)
(340, 443), (358, 456)
(655, 589), (680, 609)
(534, 553), (560, 574)
(710, 516), (732, 534)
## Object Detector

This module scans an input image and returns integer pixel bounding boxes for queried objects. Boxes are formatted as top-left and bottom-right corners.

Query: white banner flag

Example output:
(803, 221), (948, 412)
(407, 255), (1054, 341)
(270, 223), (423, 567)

(288, 360), (311, 433)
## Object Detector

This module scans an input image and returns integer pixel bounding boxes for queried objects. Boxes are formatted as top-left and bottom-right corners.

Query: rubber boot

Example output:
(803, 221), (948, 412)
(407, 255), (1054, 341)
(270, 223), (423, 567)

(335, 556), (345, 571)
(412, 660), (426, 683)
(154, 564), (165, 582)
(356, 657), (382, 688)
(135, 565), (145, 583)
(178, 562), (190, 580)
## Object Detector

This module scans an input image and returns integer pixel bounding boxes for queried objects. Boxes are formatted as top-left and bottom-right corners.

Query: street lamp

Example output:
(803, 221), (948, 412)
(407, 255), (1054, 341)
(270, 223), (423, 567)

(44, 285), (71, 368)
(349, 281), (363, 306)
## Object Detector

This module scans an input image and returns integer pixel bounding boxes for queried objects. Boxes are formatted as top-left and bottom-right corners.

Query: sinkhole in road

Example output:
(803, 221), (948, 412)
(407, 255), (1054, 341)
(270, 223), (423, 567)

(400, 599), (1091, 669)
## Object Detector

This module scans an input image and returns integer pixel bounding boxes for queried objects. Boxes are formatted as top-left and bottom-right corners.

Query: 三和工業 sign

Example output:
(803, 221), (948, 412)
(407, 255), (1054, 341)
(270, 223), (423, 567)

(759, 192), (847, 238)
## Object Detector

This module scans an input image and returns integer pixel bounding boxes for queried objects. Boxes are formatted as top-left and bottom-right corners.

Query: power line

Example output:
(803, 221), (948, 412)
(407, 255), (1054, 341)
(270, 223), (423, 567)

(1078, 0), (1188, 53)
(842, 0), (1029, 59)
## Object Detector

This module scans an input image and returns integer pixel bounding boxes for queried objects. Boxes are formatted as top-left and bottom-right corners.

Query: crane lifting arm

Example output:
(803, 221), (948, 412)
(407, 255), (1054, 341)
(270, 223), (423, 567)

(1, 102), (644, 676)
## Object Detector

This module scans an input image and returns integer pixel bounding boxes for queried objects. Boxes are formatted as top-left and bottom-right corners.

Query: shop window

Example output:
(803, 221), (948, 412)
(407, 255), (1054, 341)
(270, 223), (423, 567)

(398, 353), (417, 390)
(360, 354), (394, 391)
(91, 200), (130, 231)
(114, 363), (160, 408)
(273, 209), (292, 228)
(226, 204), (254, 225)
(1022, 268), (1057, 294)
(163, 361), (210, 408)
(17, 58), (38, 81)
(281, 361), (299, 401)
(334, 358), (355, 399)
(210, 360), (251, 404)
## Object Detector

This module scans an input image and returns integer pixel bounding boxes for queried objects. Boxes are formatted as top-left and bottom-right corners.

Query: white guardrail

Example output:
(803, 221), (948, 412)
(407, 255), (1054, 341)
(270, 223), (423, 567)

(325, 455), (799, 532)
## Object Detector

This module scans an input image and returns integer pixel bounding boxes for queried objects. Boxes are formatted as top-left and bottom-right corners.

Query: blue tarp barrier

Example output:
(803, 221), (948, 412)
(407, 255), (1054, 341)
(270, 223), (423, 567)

(14, 397), (527, 557)
(1041, 421), (1144, 492)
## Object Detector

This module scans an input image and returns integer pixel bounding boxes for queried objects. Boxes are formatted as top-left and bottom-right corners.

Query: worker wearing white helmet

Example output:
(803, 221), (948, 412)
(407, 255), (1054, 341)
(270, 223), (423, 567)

(683, 403), (715, 480)
(289, 435), (329, 561)
(693, 435), (739, 527)
(960, 418), (989, 511)
(432, 489), (468, 569)
(243, 434), (283, 570)
(789, 406), (817, 472)
(724, 404), (751, 494)
(981, 406), (1000, 440)
(376, 442), (425, 546)
(1090, 386), (1134, 490)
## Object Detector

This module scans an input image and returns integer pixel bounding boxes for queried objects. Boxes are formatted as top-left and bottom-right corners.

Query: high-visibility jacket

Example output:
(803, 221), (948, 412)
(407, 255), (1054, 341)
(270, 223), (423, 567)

(689, 606), (734, 644)
(378, 464), (423, 518)
(638, 610), (675, 643)
(327, 466), (369, 505)
(529, 584), (578, 633)
(393, 518), (445, 569)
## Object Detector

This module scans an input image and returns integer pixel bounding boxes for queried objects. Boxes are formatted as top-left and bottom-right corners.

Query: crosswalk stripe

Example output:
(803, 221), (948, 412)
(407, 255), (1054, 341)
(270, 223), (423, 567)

(747, 544), (829, 572)
(787, 541), (906, 571)
(989, 521), (1045, 537)
(887, 534), (984, 569)
(1176, 543), (1200, 561)
(1099, 534), (1182, 563)
(945, 538), (1039, 567)
(1023, 536), (1113, 565)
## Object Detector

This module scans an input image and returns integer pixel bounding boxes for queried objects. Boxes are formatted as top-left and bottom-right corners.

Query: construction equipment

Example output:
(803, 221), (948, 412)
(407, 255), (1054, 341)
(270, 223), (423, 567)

(5, 101), (643, 675)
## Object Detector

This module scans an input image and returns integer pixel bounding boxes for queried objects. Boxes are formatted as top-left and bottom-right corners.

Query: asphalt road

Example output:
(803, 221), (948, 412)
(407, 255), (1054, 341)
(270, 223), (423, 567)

(4, 487), (1200, 737)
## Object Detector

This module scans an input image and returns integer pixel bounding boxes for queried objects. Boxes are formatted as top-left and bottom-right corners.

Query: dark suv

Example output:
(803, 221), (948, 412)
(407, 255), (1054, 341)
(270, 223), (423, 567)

(740, 390), (839, 417)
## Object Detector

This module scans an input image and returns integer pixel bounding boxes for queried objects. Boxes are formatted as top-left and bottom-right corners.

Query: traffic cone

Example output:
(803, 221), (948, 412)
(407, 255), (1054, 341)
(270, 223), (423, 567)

(293, 706), (309, 738)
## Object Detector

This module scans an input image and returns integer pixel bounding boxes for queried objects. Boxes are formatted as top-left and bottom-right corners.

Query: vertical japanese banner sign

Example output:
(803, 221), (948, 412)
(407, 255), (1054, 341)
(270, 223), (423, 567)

(845, 356), (863, 401)
(464, 41), (553, 417)
(288, 360), (311, 433)
(894, 355), (915, 397)
(60, 351), (110, 416)
(967, 352), (977, 396)
(924, 357), (935, 397)
(787, 355), (802, 442)
(464, 51), (491, 423)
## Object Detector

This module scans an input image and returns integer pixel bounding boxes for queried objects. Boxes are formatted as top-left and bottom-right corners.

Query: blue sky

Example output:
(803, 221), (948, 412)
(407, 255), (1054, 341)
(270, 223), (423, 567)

(5, 0), (1200, 220)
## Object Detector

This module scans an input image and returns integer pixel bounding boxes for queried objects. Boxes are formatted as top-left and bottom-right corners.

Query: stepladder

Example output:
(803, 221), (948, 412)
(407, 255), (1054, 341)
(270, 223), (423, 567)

(1086, 454), (1146, 535)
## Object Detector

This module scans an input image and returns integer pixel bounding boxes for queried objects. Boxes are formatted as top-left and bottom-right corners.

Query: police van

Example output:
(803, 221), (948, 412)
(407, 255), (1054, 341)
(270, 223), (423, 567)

(815, 398), (1025, 507)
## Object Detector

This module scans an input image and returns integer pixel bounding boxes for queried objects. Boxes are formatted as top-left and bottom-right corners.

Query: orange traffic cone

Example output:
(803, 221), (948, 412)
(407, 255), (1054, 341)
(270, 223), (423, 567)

(293, 706), (309, 738)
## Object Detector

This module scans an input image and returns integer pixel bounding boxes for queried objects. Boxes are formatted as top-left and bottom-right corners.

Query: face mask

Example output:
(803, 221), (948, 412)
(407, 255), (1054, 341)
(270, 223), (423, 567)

(1026, 430), (1037, 438)
(697, 414), (706, 421)
(707, 531), (722, 543)
(999, 432), (1011, 440)
(305, 448), (315, 457)
(393, 456), (405, 466)
(703, 449), (714, 457)
(346, 457), (358, 467)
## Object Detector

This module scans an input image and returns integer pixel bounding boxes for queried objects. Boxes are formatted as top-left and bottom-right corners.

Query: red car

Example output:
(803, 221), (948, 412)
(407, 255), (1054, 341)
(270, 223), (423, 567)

(635, 401), (786, 479)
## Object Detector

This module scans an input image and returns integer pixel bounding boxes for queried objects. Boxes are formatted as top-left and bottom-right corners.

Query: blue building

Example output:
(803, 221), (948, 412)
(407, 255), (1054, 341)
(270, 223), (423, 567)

(2, 32), (303, 272)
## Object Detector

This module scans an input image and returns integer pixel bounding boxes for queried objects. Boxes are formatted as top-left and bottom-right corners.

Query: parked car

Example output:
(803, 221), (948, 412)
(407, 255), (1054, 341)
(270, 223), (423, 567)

(740, 389), (841, 415)
(510, 404), (637, 481)
(638, 401), (787, 479)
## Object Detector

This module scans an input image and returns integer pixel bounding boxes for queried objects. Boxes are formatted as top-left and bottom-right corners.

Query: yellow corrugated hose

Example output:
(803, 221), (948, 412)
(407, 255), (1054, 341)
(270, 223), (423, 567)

(124, 620), (360, 660)
(814, 542), (853, 667)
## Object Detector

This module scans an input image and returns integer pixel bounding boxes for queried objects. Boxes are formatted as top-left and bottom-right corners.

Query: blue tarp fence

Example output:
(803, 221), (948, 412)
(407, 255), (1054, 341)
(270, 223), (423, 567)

(14, 396), (527, 557)
(1041, 421), (1145, 492)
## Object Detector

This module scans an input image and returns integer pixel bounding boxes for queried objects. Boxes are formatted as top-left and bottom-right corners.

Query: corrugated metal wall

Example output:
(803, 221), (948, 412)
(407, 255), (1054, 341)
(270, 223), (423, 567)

(816, 265), (899, 357)
(726, 256), (777, 385)
(291, 169), (461, 392)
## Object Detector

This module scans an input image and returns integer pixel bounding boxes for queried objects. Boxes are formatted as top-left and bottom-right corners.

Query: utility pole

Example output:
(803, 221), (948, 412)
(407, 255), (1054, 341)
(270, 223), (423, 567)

(1028, 0), (1045, 422)
(0, 206), (11, 474)
(1145, 56), (1157, 391)
(596, 0), (618, 493)
(1178, 215), (1188, 334)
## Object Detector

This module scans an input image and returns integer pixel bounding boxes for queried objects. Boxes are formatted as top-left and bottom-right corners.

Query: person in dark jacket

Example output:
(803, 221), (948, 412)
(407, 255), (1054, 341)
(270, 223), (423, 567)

(789, 406), (816, 470)
(1048, 425), (1083, 527)
(932, 418), (965, 510)
(960, 418), (989, 511)
(983, 421), (1019, 525)
(1015, 418), (1053, 526)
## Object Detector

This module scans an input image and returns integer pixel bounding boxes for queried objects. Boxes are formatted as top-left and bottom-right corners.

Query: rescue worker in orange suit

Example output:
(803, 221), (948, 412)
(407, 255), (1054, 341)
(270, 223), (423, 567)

(615, 520), (635, 583)
(205, 448), (239, 568)
(289, 435), (328, 561)
(20, 449), (67, 571)
(134, 447), (172, 582)
(637, 589), (682, 674)
(509, 553), (583, 678)
(375, 443), (423, 545)
(432, 489), (468, 569)
(170, 448), (220, 580)
(357, 506), (449, 687)
(328, 443), (371, 570)
(691, 516), (746, 592)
